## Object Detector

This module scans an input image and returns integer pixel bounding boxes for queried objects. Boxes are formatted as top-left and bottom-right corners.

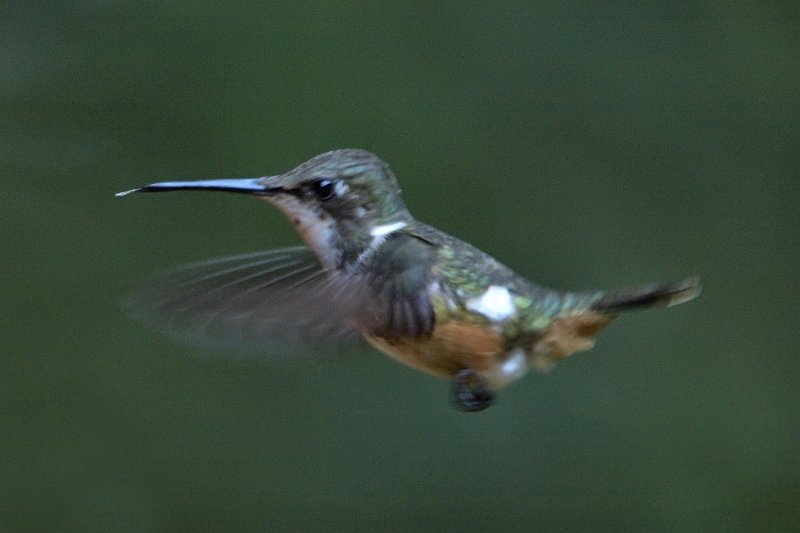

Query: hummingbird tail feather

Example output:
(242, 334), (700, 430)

(591, 277), (701, 314)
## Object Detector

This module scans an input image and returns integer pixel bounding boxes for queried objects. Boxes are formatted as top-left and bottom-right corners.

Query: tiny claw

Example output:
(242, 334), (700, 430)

(451, 369), (496, 412)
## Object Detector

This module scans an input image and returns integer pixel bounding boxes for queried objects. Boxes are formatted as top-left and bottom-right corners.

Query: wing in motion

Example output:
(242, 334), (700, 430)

(125, 233), (440, 355)
(124, 247), (364, 355)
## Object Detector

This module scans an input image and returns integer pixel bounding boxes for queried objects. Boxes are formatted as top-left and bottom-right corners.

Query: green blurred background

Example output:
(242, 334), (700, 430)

(3, 2), (798, 531)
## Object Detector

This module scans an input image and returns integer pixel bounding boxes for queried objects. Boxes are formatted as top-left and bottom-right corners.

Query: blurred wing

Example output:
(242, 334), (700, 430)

(124, 247), (365, 356)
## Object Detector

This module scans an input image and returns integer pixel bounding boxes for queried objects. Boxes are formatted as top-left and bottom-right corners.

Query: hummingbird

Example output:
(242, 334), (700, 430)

(117, 149), (700, 412)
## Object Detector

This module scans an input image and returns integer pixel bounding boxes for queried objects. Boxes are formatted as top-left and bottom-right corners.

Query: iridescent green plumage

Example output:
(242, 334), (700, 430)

(119, 149), (701, 412)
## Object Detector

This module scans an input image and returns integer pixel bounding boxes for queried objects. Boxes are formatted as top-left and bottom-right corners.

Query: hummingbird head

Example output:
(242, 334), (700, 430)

(257, 149), (413, 269)
(118, 149), (413, 270)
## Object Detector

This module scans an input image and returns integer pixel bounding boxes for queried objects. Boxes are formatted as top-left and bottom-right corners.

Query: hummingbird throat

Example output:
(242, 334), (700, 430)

(261, 195), (408, 271)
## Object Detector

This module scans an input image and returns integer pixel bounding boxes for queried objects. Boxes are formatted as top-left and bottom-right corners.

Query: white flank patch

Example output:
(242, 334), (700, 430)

(369, 220), (407, 237)
(499, 348), (529, 381)
(466, 285), (515, 321)
(485, 347), (530, 388)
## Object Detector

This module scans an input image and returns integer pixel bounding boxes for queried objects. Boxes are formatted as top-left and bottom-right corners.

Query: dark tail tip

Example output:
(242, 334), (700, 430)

(592, 277), (701, 313)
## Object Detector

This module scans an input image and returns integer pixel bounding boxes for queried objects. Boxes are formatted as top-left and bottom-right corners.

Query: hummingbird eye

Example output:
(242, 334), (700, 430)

(311, 178), (336, 201)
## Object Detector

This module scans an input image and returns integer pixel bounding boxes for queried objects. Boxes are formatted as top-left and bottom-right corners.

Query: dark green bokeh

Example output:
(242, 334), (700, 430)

(3, 3), (798, 531)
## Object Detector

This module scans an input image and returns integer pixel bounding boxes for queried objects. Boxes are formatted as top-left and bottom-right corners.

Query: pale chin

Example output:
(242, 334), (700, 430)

(261, 195), (339, 269)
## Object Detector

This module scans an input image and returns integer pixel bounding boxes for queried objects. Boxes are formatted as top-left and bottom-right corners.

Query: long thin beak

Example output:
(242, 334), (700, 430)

(115, 178), (280, 197)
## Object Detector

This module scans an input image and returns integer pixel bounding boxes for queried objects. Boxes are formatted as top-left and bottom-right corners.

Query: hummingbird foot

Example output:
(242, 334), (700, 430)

(451, 369), (496, 412)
